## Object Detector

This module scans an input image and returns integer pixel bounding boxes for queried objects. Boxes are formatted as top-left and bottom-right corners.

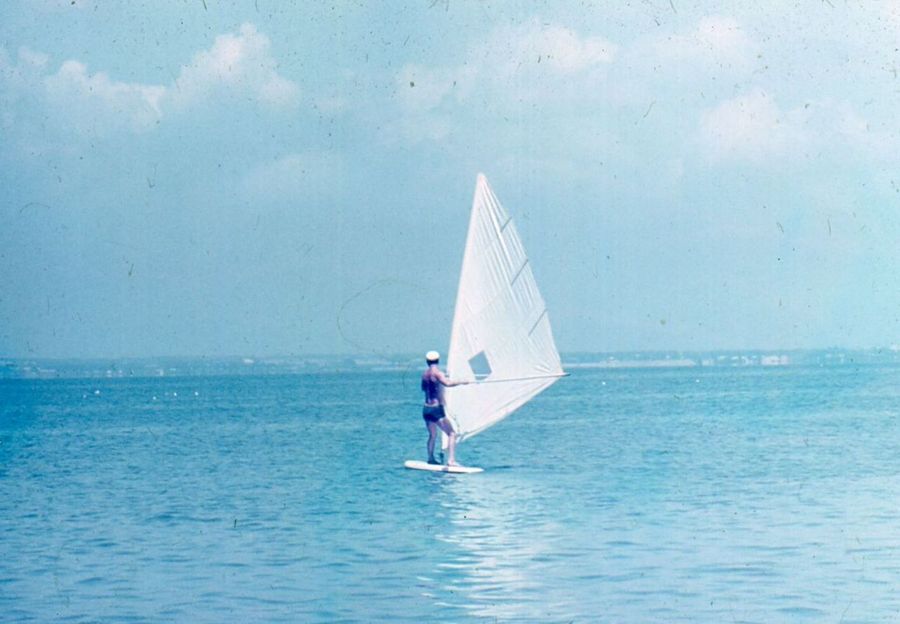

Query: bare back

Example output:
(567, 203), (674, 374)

(421, 365), (449, 406)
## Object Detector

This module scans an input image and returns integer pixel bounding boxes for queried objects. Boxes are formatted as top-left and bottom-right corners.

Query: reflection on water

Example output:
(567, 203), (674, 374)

(434, 473), (566, 621)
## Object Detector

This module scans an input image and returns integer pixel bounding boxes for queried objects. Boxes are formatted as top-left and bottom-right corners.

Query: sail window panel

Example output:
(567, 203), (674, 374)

(467, 351), (492, 378)
(457, 315), (517, 378)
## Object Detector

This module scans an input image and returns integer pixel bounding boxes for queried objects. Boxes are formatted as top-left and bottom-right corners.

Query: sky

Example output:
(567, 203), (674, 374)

(1, 0), (899, 359)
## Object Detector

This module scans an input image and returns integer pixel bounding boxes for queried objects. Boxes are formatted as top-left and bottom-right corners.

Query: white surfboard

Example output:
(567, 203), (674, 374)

(404, 460), (483, 474)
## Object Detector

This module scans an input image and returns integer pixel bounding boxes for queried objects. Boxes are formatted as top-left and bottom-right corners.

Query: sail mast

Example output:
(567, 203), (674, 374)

(445, 173), (485, 418)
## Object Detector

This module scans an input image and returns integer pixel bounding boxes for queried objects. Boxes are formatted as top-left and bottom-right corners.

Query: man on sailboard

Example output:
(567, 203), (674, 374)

(421, 350), (467, 465)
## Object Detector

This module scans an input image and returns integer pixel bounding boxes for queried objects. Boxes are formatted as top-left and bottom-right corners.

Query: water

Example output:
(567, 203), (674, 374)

(2, 363), (900, 622)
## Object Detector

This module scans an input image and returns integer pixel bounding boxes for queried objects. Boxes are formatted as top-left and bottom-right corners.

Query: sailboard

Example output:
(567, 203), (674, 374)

(404, 460), (483, 474)
(406, 174), (566, 474)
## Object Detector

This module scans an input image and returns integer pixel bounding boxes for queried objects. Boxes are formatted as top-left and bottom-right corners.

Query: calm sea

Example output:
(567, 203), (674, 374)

(2, 362), (900, 622)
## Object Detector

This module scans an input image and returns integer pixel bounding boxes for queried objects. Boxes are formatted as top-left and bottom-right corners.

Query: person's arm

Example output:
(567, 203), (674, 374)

(435, 369), (468, 387)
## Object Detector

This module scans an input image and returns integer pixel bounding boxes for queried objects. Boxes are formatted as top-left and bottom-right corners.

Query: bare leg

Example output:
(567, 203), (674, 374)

(436, 418), (457, 465)
(425, 421), (438, 463)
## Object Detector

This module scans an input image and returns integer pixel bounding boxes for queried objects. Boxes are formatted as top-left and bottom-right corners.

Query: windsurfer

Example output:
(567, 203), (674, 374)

(421, 350), (466, 465)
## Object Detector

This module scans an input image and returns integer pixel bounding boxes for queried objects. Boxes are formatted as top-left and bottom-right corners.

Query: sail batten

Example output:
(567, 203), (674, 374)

(510, 259), (529, 286)
(528, 309), (548, 336)
(444, 174), (565, 444)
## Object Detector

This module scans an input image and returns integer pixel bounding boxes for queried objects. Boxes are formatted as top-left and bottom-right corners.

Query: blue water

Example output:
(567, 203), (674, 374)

(2, 363), (900, 622)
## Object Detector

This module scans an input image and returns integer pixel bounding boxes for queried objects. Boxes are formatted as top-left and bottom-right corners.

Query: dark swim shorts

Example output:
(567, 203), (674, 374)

(422, 404), (446, 423)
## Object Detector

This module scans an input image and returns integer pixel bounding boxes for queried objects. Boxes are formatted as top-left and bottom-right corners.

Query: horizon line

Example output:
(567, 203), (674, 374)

(3, 345), (900, 362)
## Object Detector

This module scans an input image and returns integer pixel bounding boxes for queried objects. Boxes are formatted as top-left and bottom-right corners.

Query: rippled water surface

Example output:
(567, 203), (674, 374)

(3, 364), (900, 622)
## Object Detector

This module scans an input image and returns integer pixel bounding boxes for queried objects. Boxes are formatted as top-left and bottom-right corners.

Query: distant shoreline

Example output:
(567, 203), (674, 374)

(2, 348), (899, 380)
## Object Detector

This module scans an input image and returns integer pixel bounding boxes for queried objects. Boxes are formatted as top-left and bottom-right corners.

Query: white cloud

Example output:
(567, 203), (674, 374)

(481, 20), (617, 77)
(4, 24), (299, 138)
(699, 90), (805, 163)
(607, 15), (759, 109)
(392, 20), (617, 150)
(699, 91), (899, 166)
(44, 60), (166, 132)
(169, 23), (299, 110)
(396, 20), (616, 116)
(17, 47), (49, 71)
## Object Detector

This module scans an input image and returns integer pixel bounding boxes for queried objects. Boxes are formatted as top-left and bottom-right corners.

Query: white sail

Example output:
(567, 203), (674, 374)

(444, 174), (565, 444)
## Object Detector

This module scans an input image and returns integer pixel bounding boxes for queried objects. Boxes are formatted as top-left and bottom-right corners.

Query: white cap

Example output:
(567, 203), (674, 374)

(426, 350), (440, 362)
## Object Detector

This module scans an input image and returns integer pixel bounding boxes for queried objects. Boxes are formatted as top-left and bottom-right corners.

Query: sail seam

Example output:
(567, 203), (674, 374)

(486, 195), (503, 237)
(484, 189), (515, 269)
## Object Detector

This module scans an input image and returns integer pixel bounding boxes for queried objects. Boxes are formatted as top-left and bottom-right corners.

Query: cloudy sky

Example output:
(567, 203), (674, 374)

(1, 1), (899, 358)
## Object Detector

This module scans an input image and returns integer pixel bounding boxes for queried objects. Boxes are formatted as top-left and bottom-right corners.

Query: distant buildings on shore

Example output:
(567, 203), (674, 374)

(566, 353), (793, 369)
(2, 348), (899, 379)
